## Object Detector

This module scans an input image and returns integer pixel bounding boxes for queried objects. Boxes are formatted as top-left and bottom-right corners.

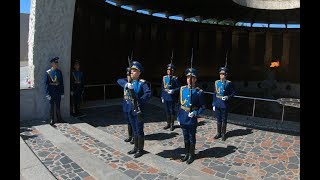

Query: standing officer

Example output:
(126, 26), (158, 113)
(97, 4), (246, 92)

(178, 68), (206, 164)
(161, 63), (180, 131)
(45, 57), (65, 126)
(212, 67), (235, 141)
(117, 67), (135, 144)
(117, 61), (151, 158)
(71, 60), (85, 117)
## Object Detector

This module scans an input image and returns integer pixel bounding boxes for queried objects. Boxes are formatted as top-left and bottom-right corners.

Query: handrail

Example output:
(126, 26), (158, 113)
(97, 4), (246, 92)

(82, 82), (299, 122)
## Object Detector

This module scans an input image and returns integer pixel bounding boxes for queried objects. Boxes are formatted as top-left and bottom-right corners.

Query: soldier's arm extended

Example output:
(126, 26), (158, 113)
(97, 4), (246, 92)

(81, 72), (85, 92)
(138, 82), (151, 105)
(193, 90), (206, 116)
(172, 77), (181, 93)
(117, 78), (128, 88)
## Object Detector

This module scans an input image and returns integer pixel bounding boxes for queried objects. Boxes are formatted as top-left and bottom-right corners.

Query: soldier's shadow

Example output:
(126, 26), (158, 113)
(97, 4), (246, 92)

(156, 147), (185, 160)
(226, 128), (253, 138)
(197, 121), (206, 127)
(197, 145), (238, 159)
(145, 132), (179, 141)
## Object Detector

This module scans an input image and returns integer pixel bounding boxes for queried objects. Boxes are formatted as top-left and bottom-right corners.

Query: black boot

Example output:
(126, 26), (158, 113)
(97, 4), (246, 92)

(49, 105), (55, 126)
(221, 122), (227, 141)
(134, 136), (144, 158)
(186, 143), (195, 164)
(130, 136), (134, 144)
(214, 122), (222, 139)
(124, 124), (133, 142)
(181, 141), (190, 162)
(128, 135), (138, 154)
(163, 114), (170, 129)
(170, 115), (175, 131)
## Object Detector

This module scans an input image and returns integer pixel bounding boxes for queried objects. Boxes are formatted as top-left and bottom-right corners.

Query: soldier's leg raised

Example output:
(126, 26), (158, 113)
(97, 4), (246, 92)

(181, 125), (190, 162)
(214, 108), (222, 139)
(163, 101), (171, 129)
(221, 108), (228, 141)
(134, 118), (145, 158)
(128, 113), (138, 154)
(169, 102), (175, 131)
(55, 96), (65, 123)
(124, 113), (133, 143)
(49, 100), (55, 126)
(187, 125), (197, 164)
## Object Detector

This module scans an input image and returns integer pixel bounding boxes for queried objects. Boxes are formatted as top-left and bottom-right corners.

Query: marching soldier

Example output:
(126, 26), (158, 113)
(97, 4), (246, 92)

(212, 67), (235, 141)
(45, 57), (65, 126)
(117, 67), (135, 144)
(161, 63), (180, 131)
(117, 61), (151, 158)
(178, 68), (206, 164)
(71, 60), (85, 117)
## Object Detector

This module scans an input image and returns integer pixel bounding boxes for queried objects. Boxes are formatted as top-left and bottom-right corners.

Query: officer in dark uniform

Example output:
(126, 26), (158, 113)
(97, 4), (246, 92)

(161, 63), (180, 131)
(178, 68), (206, 164)
(117, 67), (135, 144)
(117, 61), (151, 158)
(212, 67), (236, 141)
(45, 57), (65, 126)
(71, 60), (85, 117)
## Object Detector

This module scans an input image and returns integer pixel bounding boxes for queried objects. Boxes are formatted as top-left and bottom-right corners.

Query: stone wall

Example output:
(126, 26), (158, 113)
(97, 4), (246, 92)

(20, 13), (29, 62)
(21, 0), (76, 121)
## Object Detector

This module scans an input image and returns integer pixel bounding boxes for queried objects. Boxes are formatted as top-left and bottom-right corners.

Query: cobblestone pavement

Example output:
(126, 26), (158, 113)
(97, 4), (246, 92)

(55, 123), (179, 180)
(20, 125), (95, 180)
(80, 103), (300, 180)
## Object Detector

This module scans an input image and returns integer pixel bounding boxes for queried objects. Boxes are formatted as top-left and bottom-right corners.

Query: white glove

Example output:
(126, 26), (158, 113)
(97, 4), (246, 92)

(188, 111), (196, 118)
(61, 95), (64, 99)
(212, 106), (215, 111)
(161, 98), (164, 103)
(46, 95), (51, 101)
(71, 91), (74, 96)
(126, 83), (134, 89)
(222, 96), (228, 101)
(167, 89), (173, 94)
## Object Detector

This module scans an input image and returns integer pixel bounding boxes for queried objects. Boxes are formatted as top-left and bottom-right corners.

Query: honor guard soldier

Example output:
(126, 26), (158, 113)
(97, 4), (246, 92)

(161, 63), (180, 131)
(212, 67), (235, 141)
(71, 60), (85, 117)
(117, 61), (151, 158)
(118, 67), (135, 145)
(45, 57), (65, 126)
(178, 68), (206, 164)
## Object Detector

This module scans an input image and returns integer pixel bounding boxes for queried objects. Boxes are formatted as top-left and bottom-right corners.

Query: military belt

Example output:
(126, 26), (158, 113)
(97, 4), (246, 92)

(49, 82), (59, 86)
(180, 106), (199, 112)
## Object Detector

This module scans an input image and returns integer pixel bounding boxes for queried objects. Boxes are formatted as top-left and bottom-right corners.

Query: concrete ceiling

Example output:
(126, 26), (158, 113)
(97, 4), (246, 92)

(111, 0), (300, 24)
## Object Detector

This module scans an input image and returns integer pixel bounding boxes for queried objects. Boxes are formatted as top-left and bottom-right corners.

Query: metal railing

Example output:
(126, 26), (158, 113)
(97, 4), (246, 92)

(82, 82), (299, 122)
(83, 82), (152, 103)
(203, 92), (289, 122)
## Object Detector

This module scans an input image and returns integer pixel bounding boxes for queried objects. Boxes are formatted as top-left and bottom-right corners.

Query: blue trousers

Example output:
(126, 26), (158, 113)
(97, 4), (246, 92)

(181, 124), (197, 144)
(127, 111), (144, 137)
(215, 107), (228, 123)
(164, 100), (176, 115)
(123, 112), (130, 125)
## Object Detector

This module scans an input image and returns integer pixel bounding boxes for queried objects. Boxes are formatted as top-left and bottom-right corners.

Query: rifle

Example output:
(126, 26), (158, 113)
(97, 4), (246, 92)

(225, 50), (228, 68)
(190, 48), (194, 112)
(168, 49), (174, 89)
(127, 52), (142, 116)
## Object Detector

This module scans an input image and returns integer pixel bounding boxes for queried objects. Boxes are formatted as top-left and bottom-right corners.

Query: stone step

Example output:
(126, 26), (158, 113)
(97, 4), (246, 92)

(65, 117), (220, 180)
(20, 136), (56, 180)
(33, 124), (131, 180)
(20, 126), (97, 180)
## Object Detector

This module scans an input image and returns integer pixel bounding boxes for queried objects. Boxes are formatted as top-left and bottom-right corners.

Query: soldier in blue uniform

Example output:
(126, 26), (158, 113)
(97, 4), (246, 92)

(71, 60), (85, 117)
(212, 67), (236, 141)
(161, 63), (180, 131)
(178, 68), (206, 164)
(117, 61), (151, 158)
(118, 66), (135, 145)
(45, 57), (65, 126)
